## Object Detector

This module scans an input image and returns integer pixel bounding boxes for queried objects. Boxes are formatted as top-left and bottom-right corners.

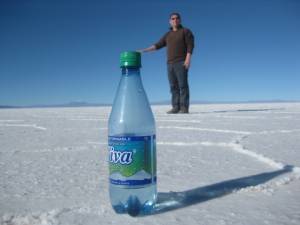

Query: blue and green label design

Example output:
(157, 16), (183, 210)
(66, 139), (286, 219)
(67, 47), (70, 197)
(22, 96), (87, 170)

(108, 135), (156, 186)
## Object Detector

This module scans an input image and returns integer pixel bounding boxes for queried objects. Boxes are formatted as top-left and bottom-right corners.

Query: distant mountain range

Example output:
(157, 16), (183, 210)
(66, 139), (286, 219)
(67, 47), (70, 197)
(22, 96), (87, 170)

(0, 100), (299, 109)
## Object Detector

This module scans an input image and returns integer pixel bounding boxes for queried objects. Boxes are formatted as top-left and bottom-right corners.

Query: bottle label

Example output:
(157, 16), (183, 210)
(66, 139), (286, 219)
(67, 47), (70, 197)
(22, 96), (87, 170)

(108, 135), (157, 186)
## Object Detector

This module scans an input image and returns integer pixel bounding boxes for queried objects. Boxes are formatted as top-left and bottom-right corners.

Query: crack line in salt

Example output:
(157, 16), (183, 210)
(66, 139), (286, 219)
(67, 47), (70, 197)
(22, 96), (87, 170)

(0, 124), (47, 130)
(157, 119), (203, 124)
(158, 139), (300, 193)
(257, 129), (300, 134)
(0, 120), (25, 122)
(232, 135), (300, 193)
(68, 118), (106, 121)
(230, 136), (285, 170)
(88, 141), (106, 145)
(159, 126), (300, 135)
(159, 126), (252, 135)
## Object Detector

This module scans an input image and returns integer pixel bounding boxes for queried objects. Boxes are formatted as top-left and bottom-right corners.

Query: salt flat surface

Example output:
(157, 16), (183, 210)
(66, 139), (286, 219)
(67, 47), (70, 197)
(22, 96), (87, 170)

(1, 103), (300, 225)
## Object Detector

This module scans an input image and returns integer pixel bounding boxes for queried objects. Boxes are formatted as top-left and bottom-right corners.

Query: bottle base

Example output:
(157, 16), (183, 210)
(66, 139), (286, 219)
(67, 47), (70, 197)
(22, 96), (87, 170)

(112, 195), (156, 217)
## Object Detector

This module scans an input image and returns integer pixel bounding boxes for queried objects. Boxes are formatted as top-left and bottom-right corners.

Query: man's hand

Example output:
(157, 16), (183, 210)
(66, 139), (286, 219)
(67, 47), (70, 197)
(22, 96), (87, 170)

(183, 53), (192, 69)
(183, 58), (191, 69)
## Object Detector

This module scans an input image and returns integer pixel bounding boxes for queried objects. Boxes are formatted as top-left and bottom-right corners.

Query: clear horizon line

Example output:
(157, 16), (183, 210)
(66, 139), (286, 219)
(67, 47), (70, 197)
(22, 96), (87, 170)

(1, 99), (300, 109)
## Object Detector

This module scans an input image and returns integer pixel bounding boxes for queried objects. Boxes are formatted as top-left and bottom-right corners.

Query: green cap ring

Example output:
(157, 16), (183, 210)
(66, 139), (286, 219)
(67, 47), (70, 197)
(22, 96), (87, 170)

(120, 51), (141, 68)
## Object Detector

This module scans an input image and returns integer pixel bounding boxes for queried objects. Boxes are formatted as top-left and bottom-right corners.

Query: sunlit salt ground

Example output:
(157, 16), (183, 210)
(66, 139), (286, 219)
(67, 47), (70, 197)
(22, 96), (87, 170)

(1, 103), (300, 225)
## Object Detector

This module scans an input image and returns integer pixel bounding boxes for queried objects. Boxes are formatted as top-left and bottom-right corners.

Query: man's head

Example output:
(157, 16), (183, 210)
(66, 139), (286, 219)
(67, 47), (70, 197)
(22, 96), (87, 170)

(169, 12), (181, 29)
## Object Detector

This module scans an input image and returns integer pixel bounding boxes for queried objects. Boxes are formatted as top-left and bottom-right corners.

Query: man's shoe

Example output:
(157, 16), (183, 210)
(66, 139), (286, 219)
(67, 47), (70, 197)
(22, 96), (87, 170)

(179, 107), (189, 114)
(167, 108), (179, 114)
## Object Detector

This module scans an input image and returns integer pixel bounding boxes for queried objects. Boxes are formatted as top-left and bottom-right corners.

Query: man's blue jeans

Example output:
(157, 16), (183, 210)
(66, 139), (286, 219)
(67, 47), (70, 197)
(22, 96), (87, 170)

(167, 61), (190, 110)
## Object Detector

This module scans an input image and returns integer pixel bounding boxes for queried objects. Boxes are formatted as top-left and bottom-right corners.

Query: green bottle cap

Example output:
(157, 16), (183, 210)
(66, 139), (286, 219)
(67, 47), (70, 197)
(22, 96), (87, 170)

(120, 51), (141, 68)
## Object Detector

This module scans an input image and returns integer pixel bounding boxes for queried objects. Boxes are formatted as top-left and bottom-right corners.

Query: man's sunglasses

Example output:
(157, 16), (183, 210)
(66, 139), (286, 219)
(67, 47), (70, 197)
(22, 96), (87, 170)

(171, 17), (180, 20)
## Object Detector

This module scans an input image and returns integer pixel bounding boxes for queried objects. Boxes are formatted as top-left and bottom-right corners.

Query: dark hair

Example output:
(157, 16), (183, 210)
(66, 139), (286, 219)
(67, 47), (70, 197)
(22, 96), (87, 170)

(169, 12), (181, 19)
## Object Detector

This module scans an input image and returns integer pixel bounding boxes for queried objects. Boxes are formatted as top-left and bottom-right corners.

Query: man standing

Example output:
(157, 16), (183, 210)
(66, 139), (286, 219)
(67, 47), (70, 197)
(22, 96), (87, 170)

(139, 12), (194, 114)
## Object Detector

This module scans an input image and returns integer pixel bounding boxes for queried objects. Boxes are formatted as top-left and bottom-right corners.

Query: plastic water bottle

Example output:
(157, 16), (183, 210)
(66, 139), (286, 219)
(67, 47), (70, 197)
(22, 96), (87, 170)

(108, 51), (157, 216)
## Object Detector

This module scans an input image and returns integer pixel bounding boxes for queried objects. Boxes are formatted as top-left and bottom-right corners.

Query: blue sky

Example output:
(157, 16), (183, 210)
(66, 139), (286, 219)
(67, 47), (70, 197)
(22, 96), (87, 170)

(1, 0), (300, 106)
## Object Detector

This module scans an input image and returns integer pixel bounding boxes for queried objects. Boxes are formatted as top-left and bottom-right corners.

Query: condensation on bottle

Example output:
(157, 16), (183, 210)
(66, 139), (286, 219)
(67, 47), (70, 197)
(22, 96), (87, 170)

(107, 51), (157, 216)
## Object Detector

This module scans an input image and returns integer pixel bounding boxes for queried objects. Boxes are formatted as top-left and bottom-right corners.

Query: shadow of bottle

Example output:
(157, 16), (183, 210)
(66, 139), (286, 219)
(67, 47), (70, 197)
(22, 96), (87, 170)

(148, 165), (294, 215)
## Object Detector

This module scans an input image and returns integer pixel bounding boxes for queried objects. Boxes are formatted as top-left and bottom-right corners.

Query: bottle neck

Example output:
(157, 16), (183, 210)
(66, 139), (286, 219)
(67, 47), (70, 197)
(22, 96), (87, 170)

(121, 67), (140, 76)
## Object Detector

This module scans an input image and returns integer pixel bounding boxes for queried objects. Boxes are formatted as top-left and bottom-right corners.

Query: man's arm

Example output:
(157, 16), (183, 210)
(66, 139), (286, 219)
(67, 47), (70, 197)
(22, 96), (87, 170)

(138, 32), (168, 53)
(138, 45), (156, 53)
(183, 29), (194, 69)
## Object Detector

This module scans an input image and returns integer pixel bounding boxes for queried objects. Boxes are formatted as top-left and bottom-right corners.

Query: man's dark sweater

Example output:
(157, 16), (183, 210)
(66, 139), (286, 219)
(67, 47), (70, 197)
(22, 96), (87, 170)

(154, 25), (194, 64)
